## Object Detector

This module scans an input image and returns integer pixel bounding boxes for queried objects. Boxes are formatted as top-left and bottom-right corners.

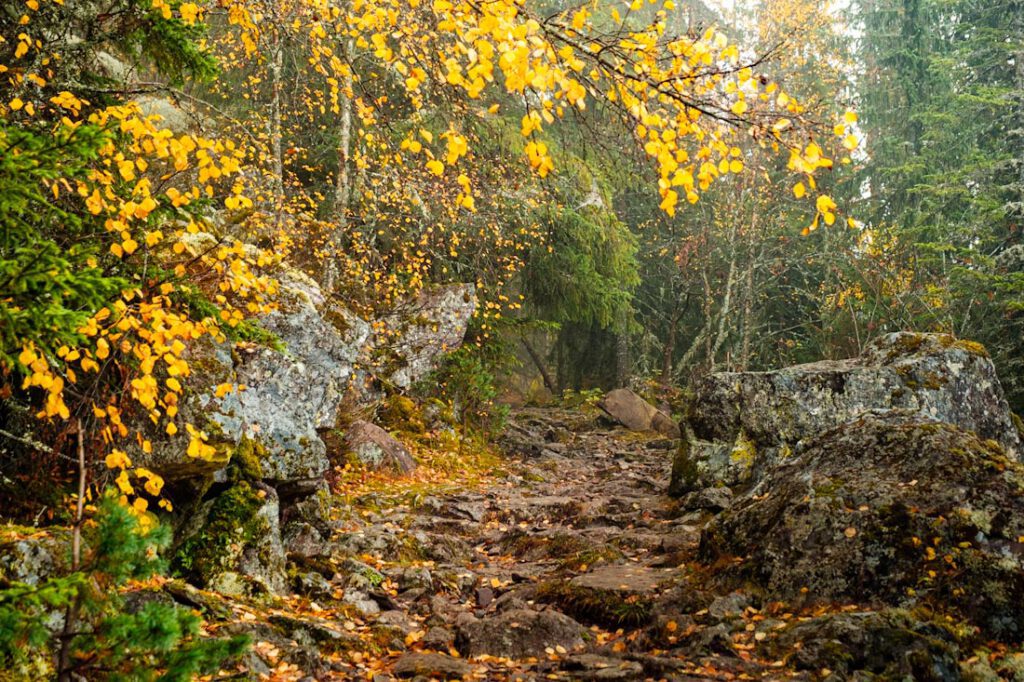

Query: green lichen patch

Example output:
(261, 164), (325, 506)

(231, 435), (266, 480)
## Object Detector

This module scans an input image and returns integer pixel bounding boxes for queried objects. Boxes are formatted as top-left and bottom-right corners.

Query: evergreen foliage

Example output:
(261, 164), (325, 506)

(853, 0), (1024, 408)
(523, 205), (639, 332)
(0, 122), (125, 367)
(0, 492), (248, 680)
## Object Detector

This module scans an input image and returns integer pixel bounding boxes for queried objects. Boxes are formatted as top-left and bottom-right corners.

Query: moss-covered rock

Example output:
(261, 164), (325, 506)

(700, 411), (1024, 642)
(537, 580), (654, 628)
(454, 608), (587, 659)
(378, 394), (426, 433)
(761, 609), (962, 681)
(668, 437), (700, 497)
(683, 333), (1021, 493)
(173, 481), (288, 597)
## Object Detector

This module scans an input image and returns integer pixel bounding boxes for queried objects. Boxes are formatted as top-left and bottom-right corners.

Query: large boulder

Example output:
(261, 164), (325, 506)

(672, 332), (1023, 493)
(210, 267), (371, 486)
(699, 410), (1024, 642)
(139, 236), (474, 494)
(378, 284), (476, 390)
(0, 530), (68, 587)
(455, 608), (587, 659)
(136, 238), (370, 491)
(598, 388), (680, 438)
(760, 609), (962, 681)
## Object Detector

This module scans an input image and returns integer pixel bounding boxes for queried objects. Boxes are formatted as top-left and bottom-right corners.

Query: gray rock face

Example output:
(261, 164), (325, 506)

(0, 534), (66, 586)
(598, 388), (681, 438)
(672, 332), (1022, 494)
(137, 238), (369, 490)
(210, 268), (371, 486)
(133, 95), (192, 133)
(455, 608), (587, 658)
(700, 411), (1024, 641)
(143, 248), (473, 491)
(345, 420), (417, 474)
(381, 284), (476, 390)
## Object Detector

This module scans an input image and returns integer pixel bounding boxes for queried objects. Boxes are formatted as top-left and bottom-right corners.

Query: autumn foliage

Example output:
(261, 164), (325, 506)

(0, 0), (849, 520)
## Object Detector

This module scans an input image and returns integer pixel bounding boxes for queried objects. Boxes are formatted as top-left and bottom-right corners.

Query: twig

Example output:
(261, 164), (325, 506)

(0, 427), (54, 454)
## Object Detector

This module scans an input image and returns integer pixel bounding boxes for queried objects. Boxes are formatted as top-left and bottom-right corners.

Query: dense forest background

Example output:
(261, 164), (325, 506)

(532, 0), (1024, 410)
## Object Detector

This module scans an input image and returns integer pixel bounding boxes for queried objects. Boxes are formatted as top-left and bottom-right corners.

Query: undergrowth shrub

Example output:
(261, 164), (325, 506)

(0, 492), (248, 680)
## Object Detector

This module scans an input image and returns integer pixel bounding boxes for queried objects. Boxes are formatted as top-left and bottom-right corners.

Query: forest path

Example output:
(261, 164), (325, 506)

(305, 407), (784, 681)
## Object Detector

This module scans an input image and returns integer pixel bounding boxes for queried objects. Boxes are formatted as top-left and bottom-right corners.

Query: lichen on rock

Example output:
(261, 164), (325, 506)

(699, 410), (1024, 642)
(671, 332), (1022, 495)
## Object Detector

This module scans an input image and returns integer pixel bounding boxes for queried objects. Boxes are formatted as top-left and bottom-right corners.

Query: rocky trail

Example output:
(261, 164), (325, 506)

(186, 401), (989, 682)
(221, 406), (772, 681)
(188, 334), (1024, 681)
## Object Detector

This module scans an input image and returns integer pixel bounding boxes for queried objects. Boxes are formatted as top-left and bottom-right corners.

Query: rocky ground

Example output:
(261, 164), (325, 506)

(206, 405), (770, 681)
(161, 400), (1023, 681)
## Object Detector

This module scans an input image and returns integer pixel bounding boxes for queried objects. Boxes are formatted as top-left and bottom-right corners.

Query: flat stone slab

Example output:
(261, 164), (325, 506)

(393, 652), (471, 678)
(570, 565), (673, 593)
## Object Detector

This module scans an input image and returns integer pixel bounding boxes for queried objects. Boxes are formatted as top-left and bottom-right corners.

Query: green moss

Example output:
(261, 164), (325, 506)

(559, 546), (625, 571)
(668, 437), (699, 497)
(231, 435), (265, 480)
(1011, 413), (1024, 442)
(500, 531), (584, 558)
(233, 319), (285, 351)
(536, 581), (653, 628)
(379, 394), (426, 433)
(394, 534), (428, 564)
(497, 532), (623, 569)
(172, 481), (268, 586)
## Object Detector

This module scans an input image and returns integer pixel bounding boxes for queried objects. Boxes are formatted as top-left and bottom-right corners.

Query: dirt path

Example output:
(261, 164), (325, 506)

(285, 407), (785, 681)
(191, 405), (851, 680)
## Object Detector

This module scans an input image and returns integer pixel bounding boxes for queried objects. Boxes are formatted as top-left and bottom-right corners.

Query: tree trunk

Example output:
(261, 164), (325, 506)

(57, 422), (86, 682)
(660, 305), (681, 386)
(521, 337), (556, 394)
(614, 309), (630, 388)
(709, 233), (737, 371)
(269, 36), (285, 230)
(739, 261), (755, 371)
(324, 39), (355, 292)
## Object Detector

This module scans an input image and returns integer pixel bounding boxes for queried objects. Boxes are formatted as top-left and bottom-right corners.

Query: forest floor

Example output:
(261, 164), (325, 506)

(182, 406), (892, 681)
